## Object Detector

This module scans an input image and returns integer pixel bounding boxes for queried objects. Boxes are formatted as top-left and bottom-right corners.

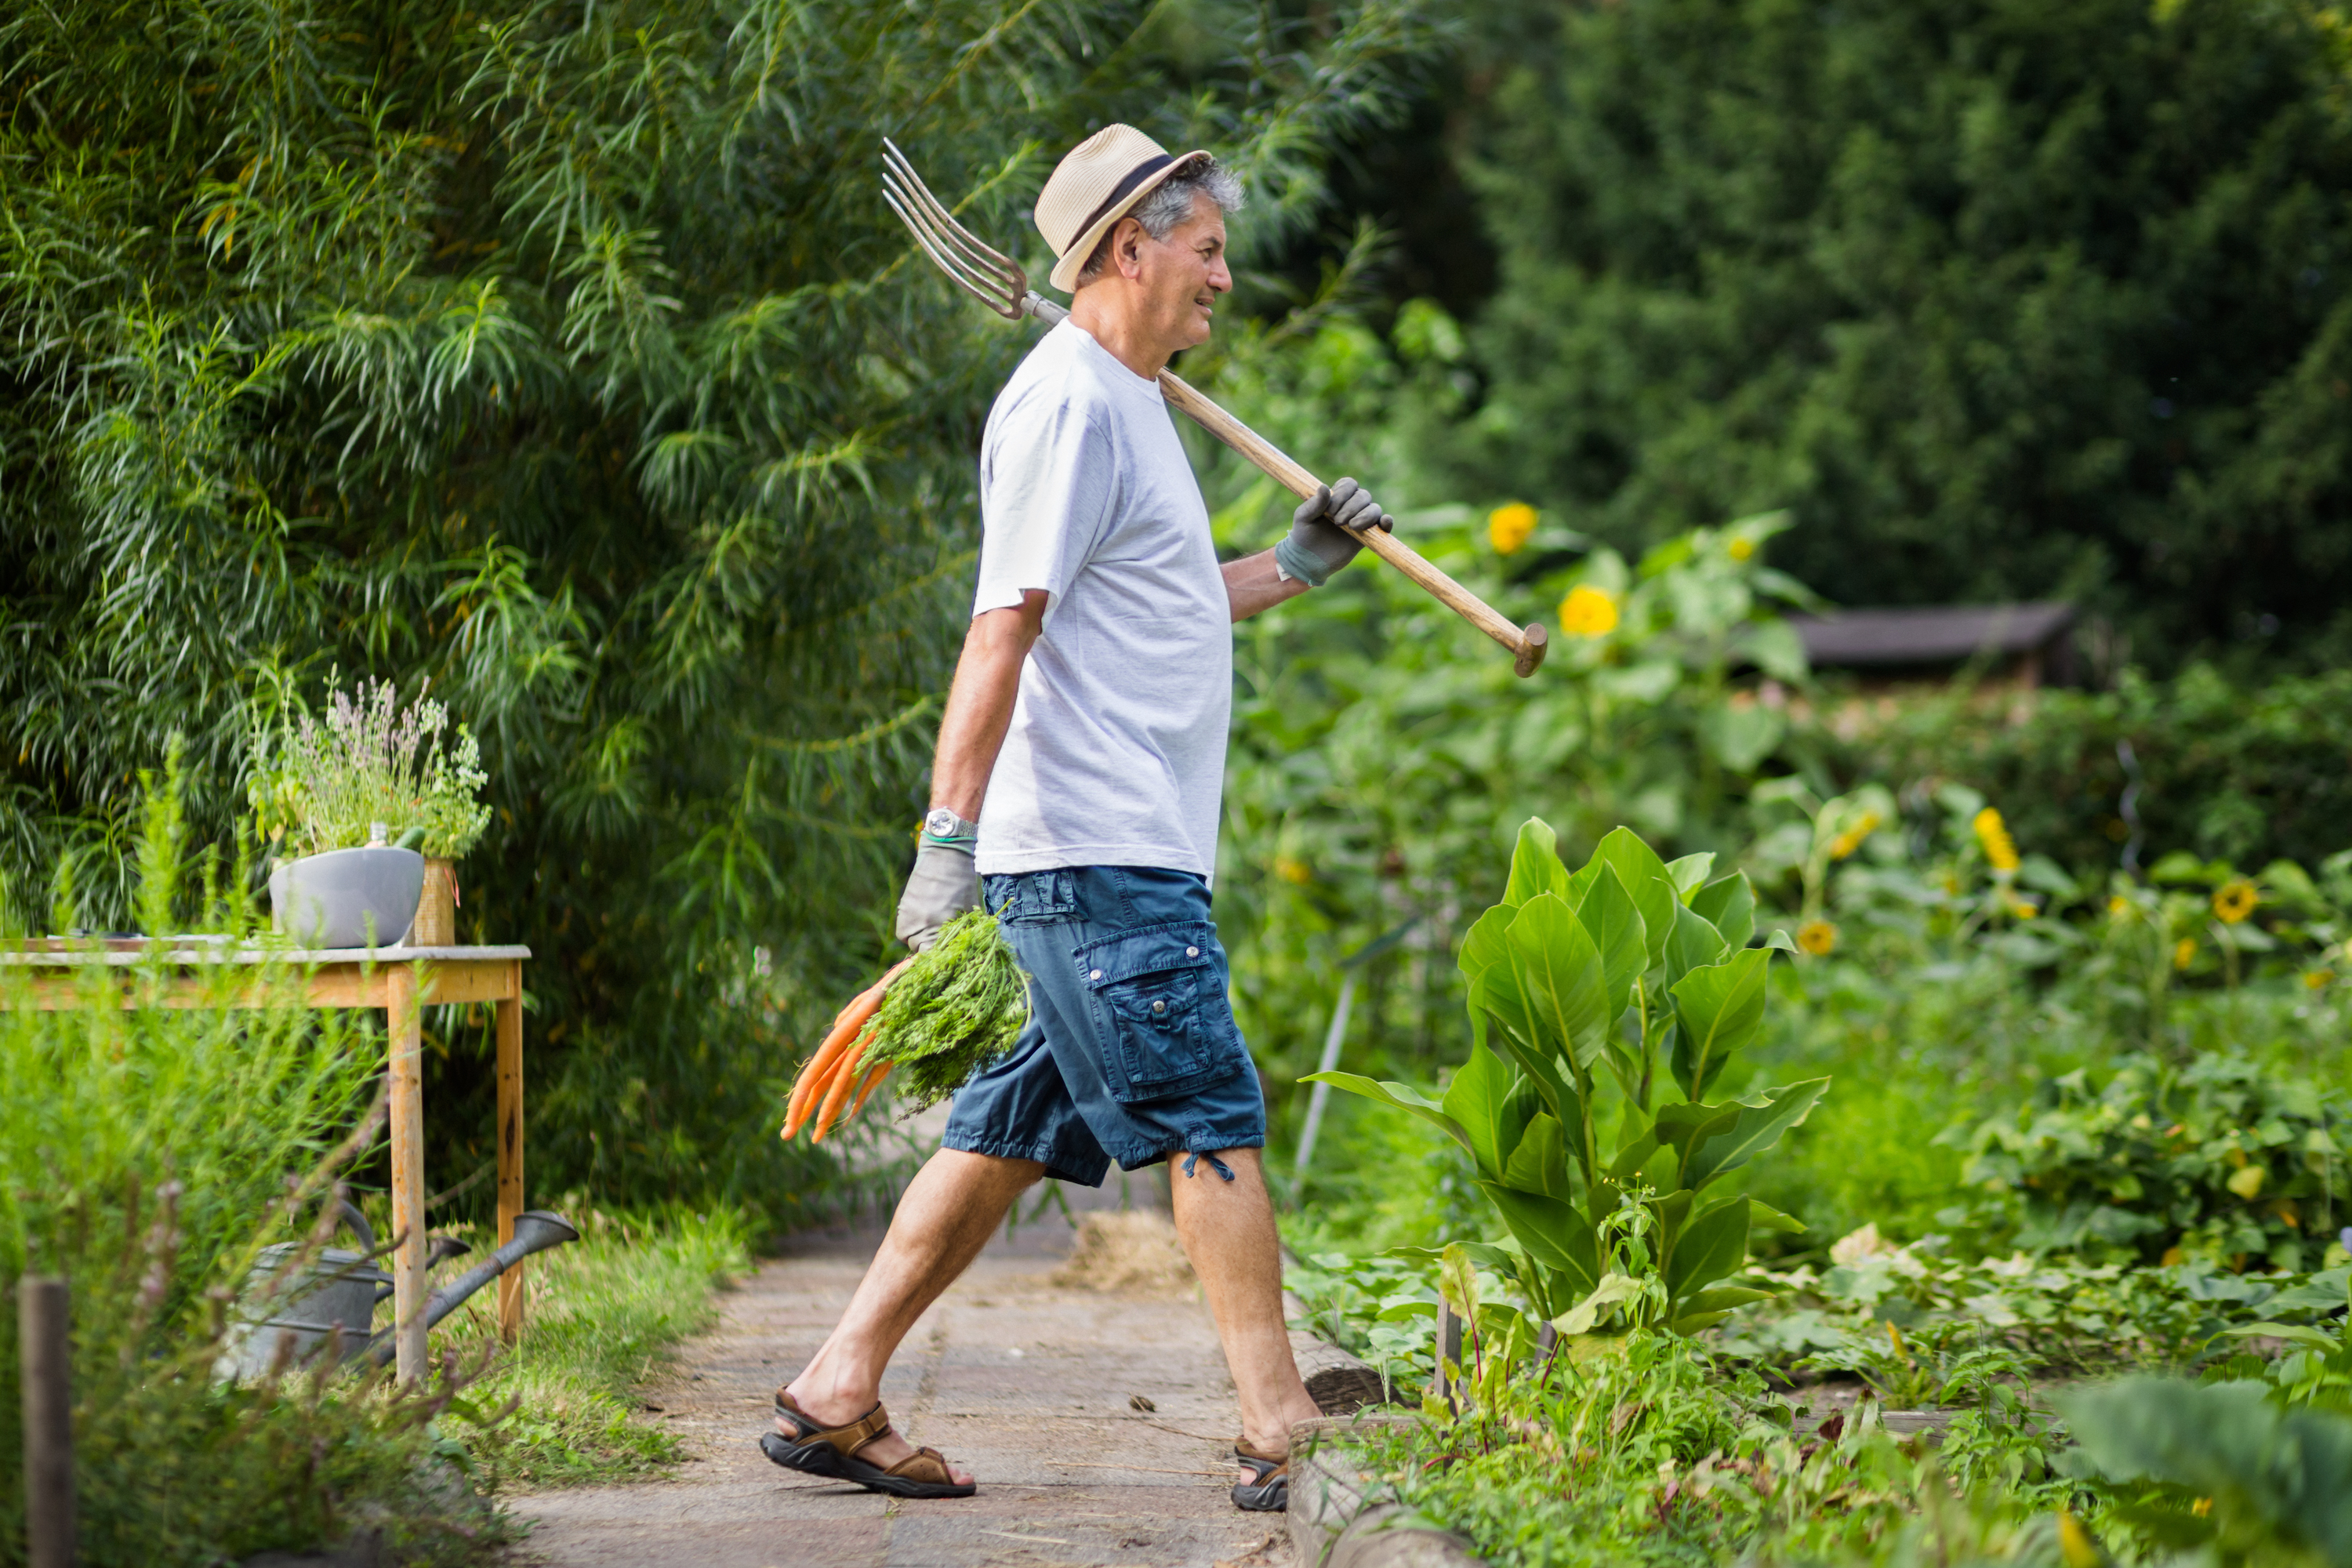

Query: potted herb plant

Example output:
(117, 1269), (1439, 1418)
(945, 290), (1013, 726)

(249, 678), (492, 949)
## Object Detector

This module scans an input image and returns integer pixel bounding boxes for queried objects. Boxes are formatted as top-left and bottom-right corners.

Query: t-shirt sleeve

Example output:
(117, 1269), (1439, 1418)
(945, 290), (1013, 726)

(974, 393), (1117, 616)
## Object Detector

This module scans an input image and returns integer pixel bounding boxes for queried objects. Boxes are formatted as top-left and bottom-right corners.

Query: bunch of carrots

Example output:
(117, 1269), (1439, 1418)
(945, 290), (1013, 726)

(781, 909), (1030, 1143)
(782, 958), (913, 1142)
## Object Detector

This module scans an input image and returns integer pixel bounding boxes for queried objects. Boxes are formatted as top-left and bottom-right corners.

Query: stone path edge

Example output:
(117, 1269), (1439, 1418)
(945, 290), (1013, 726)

(1286, 1410), (1485, 1567)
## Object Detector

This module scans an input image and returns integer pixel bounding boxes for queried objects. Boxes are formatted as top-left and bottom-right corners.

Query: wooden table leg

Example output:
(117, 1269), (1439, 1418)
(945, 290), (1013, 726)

(387, 963), (428, 1382)
(495, 963), (525, 1341)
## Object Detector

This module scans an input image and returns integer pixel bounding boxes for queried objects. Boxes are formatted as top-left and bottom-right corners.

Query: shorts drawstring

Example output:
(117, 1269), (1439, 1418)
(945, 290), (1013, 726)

(1181, 1151), (1236, 1181)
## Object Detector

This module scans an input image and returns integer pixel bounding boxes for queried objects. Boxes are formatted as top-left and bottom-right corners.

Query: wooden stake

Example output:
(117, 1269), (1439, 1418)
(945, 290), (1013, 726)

(18, 1276), (74, 1568)
(1436, 1301), (1465, 1416)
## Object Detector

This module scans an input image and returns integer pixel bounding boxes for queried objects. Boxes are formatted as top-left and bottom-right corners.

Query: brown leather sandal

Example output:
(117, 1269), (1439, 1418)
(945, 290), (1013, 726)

(1232, 1437), (1288, 1512)
(760, 1389), (976, 1499)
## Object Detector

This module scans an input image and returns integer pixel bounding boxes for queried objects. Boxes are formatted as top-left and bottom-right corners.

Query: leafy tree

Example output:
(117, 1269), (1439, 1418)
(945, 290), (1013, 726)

(0, 0), (1439, 1221)
(1428, 0), (2352, 662)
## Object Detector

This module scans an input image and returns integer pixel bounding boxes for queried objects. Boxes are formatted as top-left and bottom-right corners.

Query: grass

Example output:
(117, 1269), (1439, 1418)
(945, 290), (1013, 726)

(431, 1205), (754, 1488)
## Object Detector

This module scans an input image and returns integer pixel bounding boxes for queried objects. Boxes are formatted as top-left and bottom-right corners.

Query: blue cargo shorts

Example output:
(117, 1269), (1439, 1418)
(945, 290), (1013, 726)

(941, 865), (1265, 1186)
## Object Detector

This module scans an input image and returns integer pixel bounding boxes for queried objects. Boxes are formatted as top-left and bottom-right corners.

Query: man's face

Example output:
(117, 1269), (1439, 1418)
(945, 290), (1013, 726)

(1123, 192), (1232, 354)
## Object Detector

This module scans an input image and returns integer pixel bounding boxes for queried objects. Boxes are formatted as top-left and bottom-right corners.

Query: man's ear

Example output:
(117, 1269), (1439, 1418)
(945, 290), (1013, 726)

(1113, 217), (1149, 280)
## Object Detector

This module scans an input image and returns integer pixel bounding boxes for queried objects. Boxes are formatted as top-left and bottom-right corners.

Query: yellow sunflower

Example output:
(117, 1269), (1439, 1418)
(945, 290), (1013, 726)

(1727, 535), (1756, 562)
(1486, 502), (1538, 556)
(1797, 919), (1838, 956)
(2212, 879), (2259, 924)
(2174, 937), (2198, 970)
(1273, 856), (1312, 886)
(1972, 808), (2020, 873)
(1559, 584), (1621, 637)
(1829, 809), (1882, 861)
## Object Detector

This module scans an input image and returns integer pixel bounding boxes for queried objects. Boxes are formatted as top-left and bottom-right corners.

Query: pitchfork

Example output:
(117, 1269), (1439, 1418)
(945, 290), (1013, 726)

(881, 139), (1549, 677)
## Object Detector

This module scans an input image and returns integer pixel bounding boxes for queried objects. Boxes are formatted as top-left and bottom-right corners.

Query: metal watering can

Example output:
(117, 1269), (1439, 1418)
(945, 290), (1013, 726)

(216, 1202), (579, 1379)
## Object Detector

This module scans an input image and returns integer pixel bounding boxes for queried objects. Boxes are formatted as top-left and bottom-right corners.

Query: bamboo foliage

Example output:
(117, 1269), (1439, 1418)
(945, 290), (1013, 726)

(0, 0), (1439, 1210)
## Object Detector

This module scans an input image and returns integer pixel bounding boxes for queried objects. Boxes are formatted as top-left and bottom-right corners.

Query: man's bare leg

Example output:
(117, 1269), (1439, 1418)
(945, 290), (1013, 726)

(1168, 1147), (1321, 1479)
(780, 1148), (1044, 1482)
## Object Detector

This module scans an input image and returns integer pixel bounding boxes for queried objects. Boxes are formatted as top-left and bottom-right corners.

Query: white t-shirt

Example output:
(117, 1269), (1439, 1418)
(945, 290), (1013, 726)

(971, 320), (1230, 880)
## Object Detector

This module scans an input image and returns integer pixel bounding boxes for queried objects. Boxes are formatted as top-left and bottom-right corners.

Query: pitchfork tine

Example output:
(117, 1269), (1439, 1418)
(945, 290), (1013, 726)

(881, 140), (1024, 281)
(884, 188), (1020, 317)
(882, 174), (1004, 288)
(884, 179), (1025, 316)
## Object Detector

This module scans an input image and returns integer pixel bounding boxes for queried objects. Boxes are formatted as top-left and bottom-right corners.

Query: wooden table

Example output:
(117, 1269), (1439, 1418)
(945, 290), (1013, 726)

(0, 942), (532, 1384)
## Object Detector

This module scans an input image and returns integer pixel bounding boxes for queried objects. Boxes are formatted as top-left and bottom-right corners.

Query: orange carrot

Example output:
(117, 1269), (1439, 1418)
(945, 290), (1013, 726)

(847, 1060), (892, 1118)
(809, 1033), (871, 1143)
(782, 960), (913, 1139)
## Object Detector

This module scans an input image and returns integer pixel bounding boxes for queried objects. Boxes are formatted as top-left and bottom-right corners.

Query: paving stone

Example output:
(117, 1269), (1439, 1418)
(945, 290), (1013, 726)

(514, 1183), (1289, 1567)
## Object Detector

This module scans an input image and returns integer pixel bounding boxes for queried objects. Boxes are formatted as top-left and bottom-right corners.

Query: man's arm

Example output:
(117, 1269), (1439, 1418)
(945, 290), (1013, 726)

(1223, 548), (1312, 622)
(928, 590), (1050, 818)
(895, 589), (1049, 951)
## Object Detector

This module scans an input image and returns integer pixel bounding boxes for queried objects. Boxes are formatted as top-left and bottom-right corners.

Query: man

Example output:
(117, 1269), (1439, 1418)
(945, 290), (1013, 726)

(762, 125), (1390, 1511)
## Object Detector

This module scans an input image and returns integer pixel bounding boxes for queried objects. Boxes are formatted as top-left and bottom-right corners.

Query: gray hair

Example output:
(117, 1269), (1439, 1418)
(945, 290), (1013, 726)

(1076, 161), (1244, 284)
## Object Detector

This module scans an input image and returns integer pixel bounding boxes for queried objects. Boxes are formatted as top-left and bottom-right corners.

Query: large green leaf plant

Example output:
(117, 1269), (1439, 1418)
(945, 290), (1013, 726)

(1311, 818), (1825, 1338)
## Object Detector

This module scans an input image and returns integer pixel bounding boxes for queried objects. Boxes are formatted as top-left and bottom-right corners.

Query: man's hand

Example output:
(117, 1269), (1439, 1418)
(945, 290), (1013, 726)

(895, 839), (979, 953)
(1273, 477), (1392, 588)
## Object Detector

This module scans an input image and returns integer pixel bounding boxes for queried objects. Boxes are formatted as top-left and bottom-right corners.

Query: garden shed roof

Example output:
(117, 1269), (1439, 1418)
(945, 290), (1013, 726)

(1788, 601), (2077, 668)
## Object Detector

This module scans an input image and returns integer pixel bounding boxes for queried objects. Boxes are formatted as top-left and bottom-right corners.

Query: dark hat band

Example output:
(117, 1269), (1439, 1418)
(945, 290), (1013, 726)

(1071, 151), (1205, 246)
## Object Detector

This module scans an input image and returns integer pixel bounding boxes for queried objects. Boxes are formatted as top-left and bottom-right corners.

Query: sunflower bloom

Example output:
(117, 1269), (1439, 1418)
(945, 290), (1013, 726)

(1797, 919), (1837, 956)
(2306, 969), (2333, 991)
(1829, 810), (1882, 861)
(1559, 584), (1620, 637)
(2212, 879), (2258, 924)
(2174, 937), (2198, 970)
(1728, 535), (1756, 561)
(1487, 502), (1538, 555)
(1273, 856), (1312, 886)
(1973, 808), (2020, 873)
(2108, 895), (2132, 920)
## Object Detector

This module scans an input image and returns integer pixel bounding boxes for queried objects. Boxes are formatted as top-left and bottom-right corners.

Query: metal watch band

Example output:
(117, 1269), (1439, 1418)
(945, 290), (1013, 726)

(921, 808), (979, 848)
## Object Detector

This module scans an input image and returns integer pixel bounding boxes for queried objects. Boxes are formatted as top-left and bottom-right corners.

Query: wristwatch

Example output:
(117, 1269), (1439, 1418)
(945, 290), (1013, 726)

(922, 808), (980, 847)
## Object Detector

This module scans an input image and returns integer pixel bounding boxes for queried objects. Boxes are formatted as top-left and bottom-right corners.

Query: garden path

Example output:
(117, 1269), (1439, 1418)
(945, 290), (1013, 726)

(512, 1178), (1290, 1568)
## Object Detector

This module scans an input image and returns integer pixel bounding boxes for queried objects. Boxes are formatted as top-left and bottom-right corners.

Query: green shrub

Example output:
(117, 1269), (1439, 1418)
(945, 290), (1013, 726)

(1814, 666), (2352, 877)
(2059, 1377), (2352, 1567)
(0, 771), (499, 1566)
(1940, 1054), (2350, 1272)
(1429, 0), (2352, 659)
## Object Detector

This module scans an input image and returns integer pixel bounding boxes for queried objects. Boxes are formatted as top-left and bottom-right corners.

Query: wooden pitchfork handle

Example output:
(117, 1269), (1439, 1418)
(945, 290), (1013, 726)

(1028, 296), (1549, 677)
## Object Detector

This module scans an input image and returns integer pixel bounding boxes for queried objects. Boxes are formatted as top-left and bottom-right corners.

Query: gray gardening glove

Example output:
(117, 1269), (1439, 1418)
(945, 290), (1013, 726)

(895, 840), (980, 953)
(1274, 477), (1392, 587)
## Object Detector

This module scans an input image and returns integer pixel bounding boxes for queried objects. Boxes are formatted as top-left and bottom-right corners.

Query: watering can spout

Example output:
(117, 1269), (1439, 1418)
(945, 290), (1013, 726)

(368, 1210), (579, 1364)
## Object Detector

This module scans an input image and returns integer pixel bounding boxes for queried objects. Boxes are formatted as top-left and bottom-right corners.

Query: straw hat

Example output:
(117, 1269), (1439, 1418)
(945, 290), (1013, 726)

(1036, 125), (1213, 293)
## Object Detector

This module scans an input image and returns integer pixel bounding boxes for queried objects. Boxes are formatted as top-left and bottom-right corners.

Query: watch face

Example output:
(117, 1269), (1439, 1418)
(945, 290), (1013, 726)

(926, 808), (960, 837)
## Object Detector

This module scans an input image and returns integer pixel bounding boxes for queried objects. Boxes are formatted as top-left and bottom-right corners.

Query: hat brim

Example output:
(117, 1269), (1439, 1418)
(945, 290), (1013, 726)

(1047, 150), (1214, 293)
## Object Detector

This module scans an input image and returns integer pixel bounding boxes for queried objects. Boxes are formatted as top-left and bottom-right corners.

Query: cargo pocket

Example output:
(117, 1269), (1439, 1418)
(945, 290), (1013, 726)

(989, 869), (1077, 927)
(1074, 920), (1244, 1104)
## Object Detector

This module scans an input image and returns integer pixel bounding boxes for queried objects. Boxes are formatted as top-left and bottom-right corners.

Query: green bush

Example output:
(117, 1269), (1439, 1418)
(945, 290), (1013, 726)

(1428, 0), (2352, 659)
(0, 775), (496, 1566)
(1815, 665), (2352, 877)
(0, 0), (1444, 1226)
(1940, 1054), (2350, 1272)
